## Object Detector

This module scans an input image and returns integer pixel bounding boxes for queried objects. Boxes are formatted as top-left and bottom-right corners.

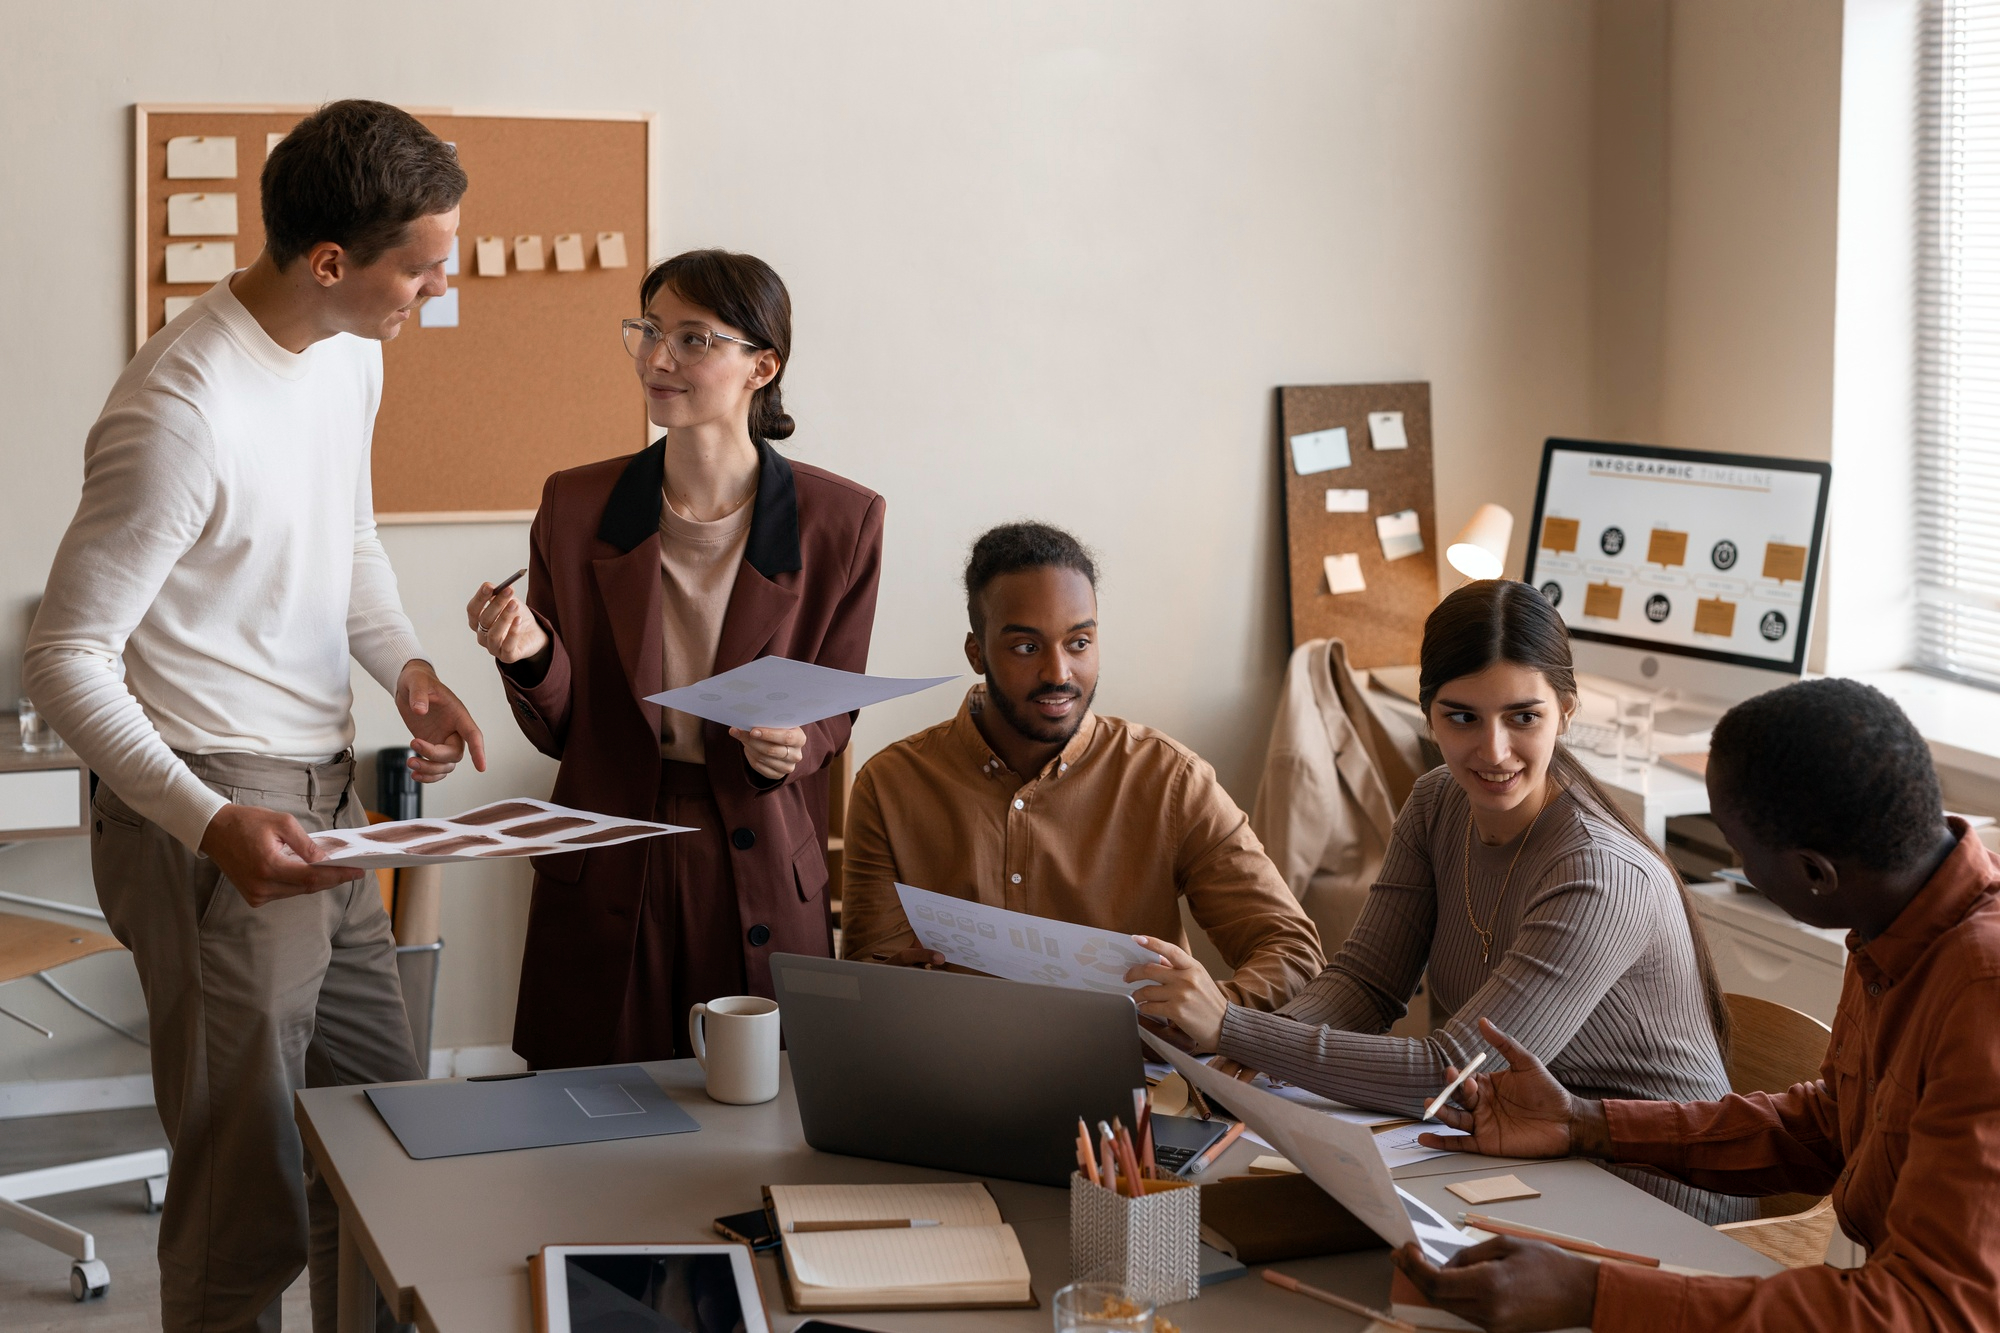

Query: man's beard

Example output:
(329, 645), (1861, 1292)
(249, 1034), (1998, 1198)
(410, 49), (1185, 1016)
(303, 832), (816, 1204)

(986, 674), (1097, 747)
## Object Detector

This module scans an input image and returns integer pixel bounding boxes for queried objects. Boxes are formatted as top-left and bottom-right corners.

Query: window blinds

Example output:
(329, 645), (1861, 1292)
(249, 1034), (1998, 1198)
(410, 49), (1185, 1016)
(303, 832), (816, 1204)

(1919, 0), (2000, 686)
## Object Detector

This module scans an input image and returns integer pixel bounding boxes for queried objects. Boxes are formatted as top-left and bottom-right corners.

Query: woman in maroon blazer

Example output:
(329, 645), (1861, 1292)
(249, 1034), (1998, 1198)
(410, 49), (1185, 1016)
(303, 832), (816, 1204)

(465, 250), (884, 1068)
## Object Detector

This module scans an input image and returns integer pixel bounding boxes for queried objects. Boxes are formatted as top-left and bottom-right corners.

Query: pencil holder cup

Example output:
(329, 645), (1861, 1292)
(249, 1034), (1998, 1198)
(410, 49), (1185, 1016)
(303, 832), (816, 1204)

(1069, 1173), (1202, 1307)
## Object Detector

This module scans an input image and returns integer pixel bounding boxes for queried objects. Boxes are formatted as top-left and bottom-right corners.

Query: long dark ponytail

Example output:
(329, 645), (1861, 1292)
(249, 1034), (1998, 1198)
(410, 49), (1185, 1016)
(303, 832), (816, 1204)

(1416, 579), (1732, 1059)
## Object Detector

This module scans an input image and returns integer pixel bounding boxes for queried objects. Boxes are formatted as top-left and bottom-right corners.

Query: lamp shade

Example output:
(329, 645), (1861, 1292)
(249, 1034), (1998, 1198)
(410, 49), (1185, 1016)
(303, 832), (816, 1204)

(1446, 503), (1514, 581)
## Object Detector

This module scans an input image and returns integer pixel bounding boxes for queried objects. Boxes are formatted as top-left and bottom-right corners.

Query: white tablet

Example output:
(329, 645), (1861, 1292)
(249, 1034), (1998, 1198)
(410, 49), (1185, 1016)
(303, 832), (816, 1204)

(532, 1243), (770, 1333)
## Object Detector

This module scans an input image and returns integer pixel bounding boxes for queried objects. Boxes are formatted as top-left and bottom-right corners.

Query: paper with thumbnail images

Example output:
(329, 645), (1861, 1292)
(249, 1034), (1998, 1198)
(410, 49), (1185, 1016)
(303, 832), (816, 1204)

(645, 657), (958, 731)
(894, 883), (1164, 995)
(1141, 1030), (1475, 1263)
(308, 798), (692, 869)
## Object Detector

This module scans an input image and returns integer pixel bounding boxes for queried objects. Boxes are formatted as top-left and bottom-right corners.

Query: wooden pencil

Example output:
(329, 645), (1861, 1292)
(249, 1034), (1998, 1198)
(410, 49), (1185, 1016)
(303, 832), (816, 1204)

(1460, 1213), (1661, 1267)
(1262, 1270), (1416, 1332)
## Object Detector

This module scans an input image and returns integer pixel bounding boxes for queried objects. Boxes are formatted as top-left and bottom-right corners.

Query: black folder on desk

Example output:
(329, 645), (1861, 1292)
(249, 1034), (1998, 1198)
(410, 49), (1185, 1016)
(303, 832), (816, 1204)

(366, 1065), (700, 1160)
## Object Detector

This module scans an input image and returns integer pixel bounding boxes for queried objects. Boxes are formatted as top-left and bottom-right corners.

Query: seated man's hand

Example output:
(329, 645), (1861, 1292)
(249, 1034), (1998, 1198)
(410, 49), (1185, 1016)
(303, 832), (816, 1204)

(200, 804), (363, 907)
(1421, 1017), (1607, 1160)
(867, 945), (946, 968)
(1126, 935), (1229, 1052)
(1392, 1236), (1600, 1333)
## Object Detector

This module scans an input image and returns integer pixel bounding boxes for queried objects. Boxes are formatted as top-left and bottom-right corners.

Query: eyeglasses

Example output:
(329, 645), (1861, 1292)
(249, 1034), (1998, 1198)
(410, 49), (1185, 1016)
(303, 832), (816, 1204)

(620, 319), (764, 365)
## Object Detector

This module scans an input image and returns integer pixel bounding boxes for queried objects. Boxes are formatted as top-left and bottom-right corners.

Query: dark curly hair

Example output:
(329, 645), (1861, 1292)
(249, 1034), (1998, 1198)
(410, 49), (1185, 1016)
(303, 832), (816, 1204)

(963, 522), (1098, 634)
(262, 100), (466, 269)
(1709, 678), (1945, 871)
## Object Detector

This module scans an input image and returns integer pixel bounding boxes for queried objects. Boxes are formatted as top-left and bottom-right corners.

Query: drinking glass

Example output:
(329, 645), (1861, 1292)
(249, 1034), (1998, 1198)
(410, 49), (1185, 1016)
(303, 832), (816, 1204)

(15, 697), (46, 751)
(1614, 694), (1655, 771)
(1053, 1283), (1155, 1332)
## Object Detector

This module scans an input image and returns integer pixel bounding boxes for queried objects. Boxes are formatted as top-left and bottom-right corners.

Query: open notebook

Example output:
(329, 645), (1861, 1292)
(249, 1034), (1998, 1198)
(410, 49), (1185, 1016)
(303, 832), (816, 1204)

(764, 1183), (1035, 1312)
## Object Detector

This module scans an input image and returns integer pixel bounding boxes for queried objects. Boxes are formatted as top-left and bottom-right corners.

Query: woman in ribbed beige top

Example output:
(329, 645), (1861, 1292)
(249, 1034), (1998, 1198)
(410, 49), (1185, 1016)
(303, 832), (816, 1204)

(1135, 580), (1745, 1221)
(657, 492), (753, 763)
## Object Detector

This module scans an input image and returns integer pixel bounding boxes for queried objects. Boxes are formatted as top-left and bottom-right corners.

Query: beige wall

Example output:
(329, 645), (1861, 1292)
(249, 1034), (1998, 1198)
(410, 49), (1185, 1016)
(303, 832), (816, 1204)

(2, 0), (1855, 1086)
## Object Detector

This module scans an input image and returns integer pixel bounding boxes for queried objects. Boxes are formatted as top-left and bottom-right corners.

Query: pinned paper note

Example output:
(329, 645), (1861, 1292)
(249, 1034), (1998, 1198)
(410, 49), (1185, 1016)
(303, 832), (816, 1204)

(1288, 427), (1351, 476)
(1324, 553), (1367, 595)
(166, 135), (236, 179)
(475, 236), (507, 276)
(164, 241), (236, 285)
(309, 798), (691, 869)
(1324, 488), (1369, 513)
(266, 131), (288, 157)
(596, 231), (629, 268)
(895, 883), (1164, 995)
(443, 236), (459, 276)
(552, 233), (587, 272)
(163, 296), (199, 323)
(166, 192), (238, 236)
(515, 235), (546, 271)
(419, 287), (459, 328)
(645, 657), (957, 730)
(1375, 509), (1424, 562)
(1368, 411), (1408, 451)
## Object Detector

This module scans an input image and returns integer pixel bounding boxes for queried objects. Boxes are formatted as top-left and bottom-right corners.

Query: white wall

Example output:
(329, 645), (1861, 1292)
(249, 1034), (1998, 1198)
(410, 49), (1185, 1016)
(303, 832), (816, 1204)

(1, 0), (1605, 1081)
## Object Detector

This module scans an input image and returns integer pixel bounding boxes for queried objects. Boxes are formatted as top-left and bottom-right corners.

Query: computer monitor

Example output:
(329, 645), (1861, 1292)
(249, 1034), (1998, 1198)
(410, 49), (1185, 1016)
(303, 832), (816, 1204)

(1521, 439), (1831, 707)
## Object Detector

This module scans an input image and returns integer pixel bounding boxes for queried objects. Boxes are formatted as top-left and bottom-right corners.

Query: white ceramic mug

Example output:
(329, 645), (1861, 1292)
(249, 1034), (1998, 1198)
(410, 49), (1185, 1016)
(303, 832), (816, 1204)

(687, 995), (781, 1104)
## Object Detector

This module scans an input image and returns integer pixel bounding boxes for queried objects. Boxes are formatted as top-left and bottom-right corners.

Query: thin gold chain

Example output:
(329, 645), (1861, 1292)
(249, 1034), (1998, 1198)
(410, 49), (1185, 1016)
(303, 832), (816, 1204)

(1462, 784), (1558, 964)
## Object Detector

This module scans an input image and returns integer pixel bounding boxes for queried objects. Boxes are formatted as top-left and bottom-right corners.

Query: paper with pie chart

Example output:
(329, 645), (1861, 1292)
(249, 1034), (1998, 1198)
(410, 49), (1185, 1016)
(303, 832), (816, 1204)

(309, 798), (692, 868)
(646, 658), (959, 730)
(894, 883), (1165, 995)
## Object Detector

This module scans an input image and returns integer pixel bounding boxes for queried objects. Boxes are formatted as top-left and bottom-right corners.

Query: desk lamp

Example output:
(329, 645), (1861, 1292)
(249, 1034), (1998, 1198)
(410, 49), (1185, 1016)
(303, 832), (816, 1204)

(1446, 503), (1514, 581)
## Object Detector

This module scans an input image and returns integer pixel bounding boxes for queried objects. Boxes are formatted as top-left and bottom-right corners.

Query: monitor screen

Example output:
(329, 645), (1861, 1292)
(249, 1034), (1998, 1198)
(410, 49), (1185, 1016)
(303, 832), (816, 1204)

(1522, 440), (1830, 674)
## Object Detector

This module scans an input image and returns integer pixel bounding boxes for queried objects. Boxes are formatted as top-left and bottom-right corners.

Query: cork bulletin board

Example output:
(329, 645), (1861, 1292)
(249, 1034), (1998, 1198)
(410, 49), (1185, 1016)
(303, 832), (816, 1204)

(134, 105), (656, 520)
(1279, 382), (1439, 667)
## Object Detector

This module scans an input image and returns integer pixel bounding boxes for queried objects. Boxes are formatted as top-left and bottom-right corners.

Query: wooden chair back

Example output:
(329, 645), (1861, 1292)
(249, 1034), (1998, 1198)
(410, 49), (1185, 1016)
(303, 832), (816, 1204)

(1717, 993), (1839, 1256)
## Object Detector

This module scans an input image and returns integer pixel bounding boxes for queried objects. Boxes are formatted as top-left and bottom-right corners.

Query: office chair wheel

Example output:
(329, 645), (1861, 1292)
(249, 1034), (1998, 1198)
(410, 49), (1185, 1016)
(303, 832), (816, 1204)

(70, 1259), (110, 1301)
(143, 1174), (167, 1213)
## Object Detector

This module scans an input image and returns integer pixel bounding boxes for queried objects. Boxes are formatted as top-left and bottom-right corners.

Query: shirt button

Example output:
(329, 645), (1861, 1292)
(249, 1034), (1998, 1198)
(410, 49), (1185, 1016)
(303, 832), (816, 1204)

(732, 828), (756, 851)
(747, 924), (771, 947)
(1011, 873), (1022, 884)
(1867, 983), (1881, 997)
(1013, 798), (1025, 810)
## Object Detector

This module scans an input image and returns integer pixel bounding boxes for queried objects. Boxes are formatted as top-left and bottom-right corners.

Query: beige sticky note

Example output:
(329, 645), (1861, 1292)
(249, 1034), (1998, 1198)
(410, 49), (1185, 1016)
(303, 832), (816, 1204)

(163, 296), (200, 323)
(1368, 410), (1409, 451)
(1541, 516), (1580, 554)
(1324, 553), (1367, 595)
(1583, 581), (1624, 620)
(1647, 528), (1689, 567)
(1762, 542), (1807, 582)
(552, 233), (587, 272)
(476, 236), (507, 276)
(515, 235), (546, 271)
(166, 192), (238, 236)
(166, 135), (236, 179)
(1248, 1155), (1301, 1175)
(1446, 1174), (1542, 1206)
(1694, 597), (1737, 637)
(163, 240), (237, 285)
(596, 231), (629, 268)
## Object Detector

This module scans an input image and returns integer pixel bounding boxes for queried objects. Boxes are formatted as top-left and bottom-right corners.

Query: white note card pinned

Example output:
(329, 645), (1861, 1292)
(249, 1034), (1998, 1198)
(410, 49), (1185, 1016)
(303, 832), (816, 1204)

(476, 236), (507, 276)
(166, 135), (236, 179)
(419, 287), (459, 328)
(1368, 411), (1409, 451)
(515, 235), (546, 271)
(166, 193), (238, 236)
(163, 296), (200, 323)
(1324, 553), (1368, 595)
(596, 231), (629, 269)
(1376, 508), (1425, 562)
(163, 241), (236, 285)
(1325, 488), (1369, 513)
(266, 131), (289, 157)
(552, 233), (587, 272)
(1289, 427), (1351, 476)
(444, 236), (459, 276)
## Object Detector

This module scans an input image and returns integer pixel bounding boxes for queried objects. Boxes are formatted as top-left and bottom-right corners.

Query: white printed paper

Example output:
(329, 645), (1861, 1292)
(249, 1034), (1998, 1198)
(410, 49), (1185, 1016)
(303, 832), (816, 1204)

(1325, 488), (1370, 513)
(166, 192), (238, 236)
(1368, 411), (1409, 451)
(309, 798), (691, 869)
(1324, 553), (1367, 595)
(163, 241), (236, 285)
(895, 883), (1163, 995)
(419, 286), (459, 328)
(646, 658), (957, 730)
(166, 135), (236, 179)
(1289, 427), (1352, 476)
(1376, 508), (1425, 562)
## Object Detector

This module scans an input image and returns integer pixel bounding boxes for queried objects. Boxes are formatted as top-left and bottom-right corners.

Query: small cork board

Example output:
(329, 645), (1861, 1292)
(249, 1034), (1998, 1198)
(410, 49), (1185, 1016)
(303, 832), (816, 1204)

(134, 105), (655, 520)
(1279, 382), (1439, 667)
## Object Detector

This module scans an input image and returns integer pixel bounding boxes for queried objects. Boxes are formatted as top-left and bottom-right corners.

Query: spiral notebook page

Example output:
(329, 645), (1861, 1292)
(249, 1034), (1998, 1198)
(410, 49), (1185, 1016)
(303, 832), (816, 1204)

(769, 1183), (1000, 1232)
(785, 1225), (1029, 1291)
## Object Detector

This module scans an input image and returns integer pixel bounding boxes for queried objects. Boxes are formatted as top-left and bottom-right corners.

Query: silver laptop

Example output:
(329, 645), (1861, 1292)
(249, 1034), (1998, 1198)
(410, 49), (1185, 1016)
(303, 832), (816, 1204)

(770, 953), (1147, 1187)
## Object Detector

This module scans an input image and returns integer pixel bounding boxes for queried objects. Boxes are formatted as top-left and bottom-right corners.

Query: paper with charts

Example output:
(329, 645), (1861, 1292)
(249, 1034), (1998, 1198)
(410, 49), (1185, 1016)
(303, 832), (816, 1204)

(308, 799), (692, 868)
(645, 657), (958, 730)
(894, 883), (1164, 995)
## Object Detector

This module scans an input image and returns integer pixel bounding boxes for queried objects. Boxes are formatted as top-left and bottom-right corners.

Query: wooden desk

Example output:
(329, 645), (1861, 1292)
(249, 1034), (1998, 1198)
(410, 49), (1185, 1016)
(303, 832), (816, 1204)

(0, 719), (87, 841)
(297, 1058), (1780, 1333)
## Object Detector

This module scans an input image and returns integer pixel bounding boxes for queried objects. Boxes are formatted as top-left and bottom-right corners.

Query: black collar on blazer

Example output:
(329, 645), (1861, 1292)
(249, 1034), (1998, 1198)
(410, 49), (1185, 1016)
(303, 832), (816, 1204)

(596, 436), (803, 578)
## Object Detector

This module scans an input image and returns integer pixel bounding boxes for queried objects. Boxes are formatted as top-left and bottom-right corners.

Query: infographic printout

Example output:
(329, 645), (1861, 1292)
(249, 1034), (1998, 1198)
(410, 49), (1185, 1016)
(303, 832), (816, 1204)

(311, 799), (691, 868)
(893, 883), (1164, 995)
(1527, 447), (1826, 667)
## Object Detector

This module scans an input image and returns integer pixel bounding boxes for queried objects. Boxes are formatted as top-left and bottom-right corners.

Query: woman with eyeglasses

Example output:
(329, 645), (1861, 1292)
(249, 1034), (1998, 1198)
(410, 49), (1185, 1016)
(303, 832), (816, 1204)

(464, 250), (884, 1069)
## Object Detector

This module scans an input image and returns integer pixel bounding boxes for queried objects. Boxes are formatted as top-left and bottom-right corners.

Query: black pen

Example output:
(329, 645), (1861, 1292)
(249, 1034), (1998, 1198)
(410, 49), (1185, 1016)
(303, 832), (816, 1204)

(491, 567), (527, 594)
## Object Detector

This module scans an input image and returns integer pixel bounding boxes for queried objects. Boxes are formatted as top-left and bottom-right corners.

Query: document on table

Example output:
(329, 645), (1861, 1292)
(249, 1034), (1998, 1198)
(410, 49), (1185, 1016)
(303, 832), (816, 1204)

(308, 798), (691, 868)
(1234, 1075), (1468, 1167)
(646, 657), (957, 730)
(895, 883), (1163, 995)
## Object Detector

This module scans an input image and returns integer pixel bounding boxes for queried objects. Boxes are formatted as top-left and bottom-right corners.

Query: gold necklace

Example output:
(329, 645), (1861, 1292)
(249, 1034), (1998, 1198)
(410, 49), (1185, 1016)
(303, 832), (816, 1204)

(1461, 784), (1557, 963)
(664, 475), (756, 524)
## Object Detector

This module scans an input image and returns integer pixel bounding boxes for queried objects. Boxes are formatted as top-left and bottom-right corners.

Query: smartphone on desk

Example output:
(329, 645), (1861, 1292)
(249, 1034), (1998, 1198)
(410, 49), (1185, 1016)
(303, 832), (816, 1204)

(712, 1207), (780, 1252)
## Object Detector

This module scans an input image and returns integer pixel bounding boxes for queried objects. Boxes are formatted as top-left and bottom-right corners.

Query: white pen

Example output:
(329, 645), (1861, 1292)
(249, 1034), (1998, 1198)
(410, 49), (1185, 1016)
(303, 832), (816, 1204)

(1421, 1051), (1488, 1123)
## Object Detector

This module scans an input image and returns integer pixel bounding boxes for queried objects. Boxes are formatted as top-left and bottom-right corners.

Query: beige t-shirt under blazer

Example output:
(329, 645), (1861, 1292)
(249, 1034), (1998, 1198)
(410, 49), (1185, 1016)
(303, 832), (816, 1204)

(657, 487), (752, 763)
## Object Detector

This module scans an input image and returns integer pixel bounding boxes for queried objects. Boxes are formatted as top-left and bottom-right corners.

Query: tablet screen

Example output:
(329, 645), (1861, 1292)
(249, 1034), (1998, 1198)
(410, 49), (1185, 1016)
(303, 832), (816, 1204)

(563, 1252), (748, 1333)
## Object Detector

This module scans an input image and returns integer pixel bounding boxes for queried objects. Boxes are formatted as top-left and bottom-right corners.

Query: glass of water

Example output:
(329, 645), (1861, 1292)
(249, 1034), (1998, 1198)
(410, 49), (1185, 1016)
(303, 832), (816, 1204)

(1614, 694), (1655, 771)
(15, 697), (47, 751)
(1053, 1282), (1154, 1332)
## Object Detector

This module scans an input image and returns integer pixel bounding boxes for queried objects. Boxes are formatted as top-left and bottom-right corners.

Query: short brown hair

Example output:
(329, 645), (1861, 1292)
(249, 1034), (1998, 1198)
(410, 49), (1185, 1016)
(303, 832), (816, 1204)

(641, 250), (795, 441)
(262, 100), (467, 269)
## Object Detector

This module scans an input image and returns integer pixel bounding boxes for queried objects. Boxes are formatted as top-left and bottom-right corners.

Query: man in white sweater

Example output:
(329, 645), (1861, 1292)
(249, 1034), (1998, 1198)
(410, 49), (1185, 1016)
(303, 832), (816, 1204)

(26, 101), (485, 1333)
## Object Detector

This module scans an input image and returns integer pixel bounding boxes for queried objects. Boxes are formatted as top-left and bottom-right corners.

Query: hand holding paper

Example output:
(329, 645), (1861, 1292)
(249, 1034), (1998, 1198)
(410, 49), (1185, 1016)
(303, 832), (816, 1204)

(894, 883), (1162, 995)
(646, 657), (956, 730)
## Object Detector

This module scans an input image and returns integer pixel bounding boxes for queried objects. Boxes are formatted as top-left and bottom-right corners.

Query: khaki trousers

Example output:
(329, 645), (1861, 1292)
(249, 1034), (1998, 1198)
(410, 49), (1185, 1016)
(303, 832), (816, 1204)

(92, 751), (424, 1333)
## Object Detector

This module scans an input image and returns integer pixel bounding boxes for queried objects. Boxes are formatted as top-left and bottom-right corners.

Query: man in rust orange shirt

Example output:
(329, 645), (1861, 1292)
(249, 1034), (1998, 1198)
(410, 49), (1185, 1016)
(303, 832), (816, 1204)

(1395, 677), (2000, 1331)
